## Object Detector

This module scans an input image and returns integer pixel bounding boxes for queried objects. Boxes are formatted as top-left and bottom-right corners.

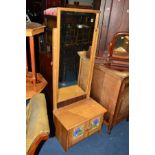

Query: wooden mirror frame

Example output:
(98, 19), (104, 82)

(108, 32), (129, 60)
(52, 7), (100, 110)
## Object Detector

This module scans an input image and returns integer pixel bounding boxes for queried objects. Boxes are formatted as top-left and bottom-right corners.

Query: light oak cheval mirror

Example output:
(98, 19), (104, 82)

(52, 8), (100, 109)
(52, 8), (107, 151)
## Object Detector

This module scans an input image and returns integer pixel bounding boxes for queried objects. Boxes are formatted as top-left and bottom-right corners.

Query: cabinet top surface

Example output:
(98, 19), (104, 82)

(54, 98), (107, 130)
(96, 64), (129, 78)
(26, 22), (45, 36)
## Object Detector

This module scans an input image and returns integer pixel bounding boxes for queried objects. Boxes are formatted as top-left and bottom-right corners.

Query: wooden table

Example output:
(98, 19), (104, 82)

(26, 22), (47, 99)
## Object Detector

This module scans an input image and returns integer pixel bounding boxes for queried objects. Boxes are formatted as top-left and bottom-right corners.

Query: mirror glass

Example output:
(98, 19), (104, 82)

(112, 34), (129, 58)
(59, 11), (96, 88)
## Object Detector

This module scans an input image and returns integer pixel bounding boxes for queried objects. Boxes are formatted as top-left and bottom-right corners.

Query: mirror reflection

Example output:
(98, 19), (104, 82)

(112, 33), (129, 58)
(59, 11), (96, 88)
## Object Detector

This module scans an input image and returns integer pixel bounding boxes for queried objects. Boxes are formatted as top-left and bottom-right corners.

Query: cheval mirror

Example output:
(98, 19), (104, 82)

(52, 8), (100, 109)
(52, 7), (107, 151)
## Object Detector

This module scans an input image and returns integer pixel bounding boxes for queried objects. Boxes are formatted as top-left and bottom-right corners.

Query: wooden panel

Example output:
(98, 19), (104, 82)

(54, 115), (69, 151)
(58, 85), (86, 103)
(54, 98), (107, 130)
(78, 51), (90, 91)
(106, 0), (129, 49)
(101, 73), (122, 114)
(93, 0), (101, 10)
(54, 97), (107, 151)
(90, 64), (129, 133)
(91, 66), (105, 103)
(88, 115), (103, 136)
(97, 0), (129, 56)
(52, 28), (59, 110)
(69, 121), (89, 146)
(97, 0), (113, 56)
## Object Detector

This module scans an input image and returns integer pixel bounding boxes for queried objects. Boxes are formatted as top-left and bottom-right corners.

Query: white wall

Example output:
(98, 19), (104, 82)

(68, 0), (93, 6)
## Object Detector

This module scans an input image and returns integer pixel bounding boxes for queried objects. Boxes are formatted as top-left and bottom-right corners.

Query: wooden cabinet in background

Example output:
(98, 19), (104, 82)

(91, 64), (129, 134)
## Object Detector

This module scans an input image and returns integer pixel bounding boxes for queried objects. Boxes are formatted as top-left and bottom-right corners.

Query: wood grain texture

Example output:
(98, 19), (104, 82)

(54, 98), (107, 151)
(52, 28), (59, 110)
(54, 98), (107, 130)
(97, 0), (129, 56)
(106, 0), (129, 49)
(91, 64), (129, 133)
(52, 8), (100, 110)
(26, 22), (45, 37)
(27, 133), (49, 155)
(78, 51), (90, 91)
(58, 85), (86, 103)
(97, 0), (113, 56)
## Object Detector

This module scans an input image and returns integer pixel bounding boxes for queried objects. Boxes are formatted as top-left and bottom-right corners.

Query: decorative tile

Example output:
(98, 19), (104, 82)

(73, 126), (84, 139)
(90, 117), (100, 129)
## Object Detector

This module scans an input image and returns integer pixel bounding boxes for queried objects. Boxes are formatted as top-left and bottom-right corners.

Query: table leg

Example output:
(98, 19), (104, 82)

(29, 36), (36, 89)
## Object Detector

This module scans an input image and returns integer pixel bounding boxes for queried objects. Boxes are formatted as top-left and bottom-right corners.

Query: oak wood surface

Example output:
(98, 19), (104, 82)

(54, 98), (107, 151)
(58, 85), (86, 103)
(54, 98), (107, 130)
(53, 8), (100, 110)
(26, 22), (45, 37)
(91, 64), (129, 133)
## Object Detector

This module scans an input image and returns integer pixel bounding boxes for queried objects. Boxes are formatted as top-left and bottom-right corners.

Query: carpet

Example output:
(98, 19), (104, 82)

(38, 120), (129, 155)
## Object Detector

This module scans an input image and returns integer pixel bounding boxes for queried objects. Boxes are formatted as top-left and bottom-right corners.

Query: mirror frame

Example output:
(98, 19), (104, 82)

(52, 7), (100, 110)
(108, 32), (129, 60)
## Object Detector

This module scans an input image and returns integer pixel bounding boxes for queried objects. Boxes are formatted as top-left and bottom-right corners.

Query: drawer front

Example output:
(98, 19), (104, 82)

(88, 115), (103, 136)
(69, 121), (89, 146)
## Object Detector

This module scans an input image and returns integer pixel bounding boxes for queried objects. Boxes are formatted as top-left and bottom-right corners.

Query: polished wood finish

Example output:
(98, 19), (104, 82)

(52, 8), (107, 151)
(97, 0), (129, 56)
(108, 32), (129, 60)
(26, 72), (47, 100)
(26, 22), (45, 37)
(77, 51), (90, 91)
(27, 133), (49, 155)
(26, 22), (47, 99)
(54, 98), (107, 151)
(52, 8), (100, 110)
(91, 64), (129, 134)
(58, 85), (85, 103)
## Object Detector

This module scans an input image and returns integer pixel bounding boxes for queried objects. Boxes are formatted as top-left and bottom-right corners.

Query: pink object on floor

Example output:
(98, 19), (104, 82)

(44, 7), (57, 16)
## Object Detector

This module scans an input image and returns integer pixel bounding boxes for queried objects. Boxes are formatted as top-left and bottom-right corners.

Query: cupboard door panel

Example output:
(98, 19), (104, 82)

(69, 121), (89, 146)
(88, 115), (103, 136)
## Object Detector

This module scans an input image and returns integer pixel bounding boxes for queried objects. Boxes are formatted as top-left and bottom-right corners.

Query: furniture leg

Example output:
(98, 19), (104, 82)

(29, 36), (36, 89)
